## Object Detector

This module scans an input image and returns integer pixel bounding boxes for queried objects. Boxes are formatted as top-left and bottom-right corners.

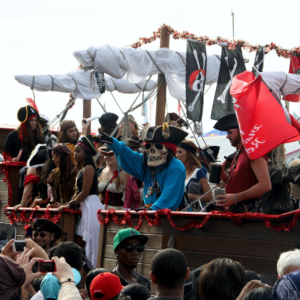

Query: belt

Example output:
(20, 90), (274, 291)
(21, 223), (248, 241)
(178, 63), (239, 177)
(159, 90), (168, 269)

(229, 198), (261, 213)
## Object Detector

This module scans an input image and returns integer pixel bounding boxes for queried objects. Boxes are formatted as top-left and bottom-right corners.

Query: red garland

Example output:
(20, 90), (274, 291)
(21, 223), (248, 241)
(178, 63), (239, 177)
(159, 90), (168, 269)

(130, 24), (300, 59)
(4, 205), (81, 225)
(97, 209), (300, 232)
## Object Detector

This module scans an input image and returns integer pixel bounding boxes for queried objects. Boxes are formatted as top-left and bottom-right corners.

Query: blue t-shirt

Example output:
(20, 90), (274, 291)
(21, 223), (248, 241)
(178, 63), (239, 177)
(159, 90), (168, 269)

(185, 167), (207, 193)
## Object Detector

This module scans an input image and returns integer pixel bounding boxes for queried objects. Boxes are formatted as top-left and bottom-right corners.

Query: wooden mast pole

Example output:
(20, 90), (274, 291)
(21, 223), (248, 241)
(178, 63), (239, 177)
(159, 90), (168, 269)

(155, 27), (170, 125)
(83, 100), (91, 135)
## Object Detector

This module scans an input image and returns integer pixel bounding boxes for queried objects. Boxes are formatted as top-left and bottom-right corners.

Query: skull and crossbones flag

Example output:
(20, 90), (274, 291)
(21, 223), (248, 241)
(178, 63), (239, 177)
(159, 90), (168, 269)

(285, 54), (300, 102)
(211, 46), (246, 120)
(186, 40), (207, 122)
(253, 46), (265, 72)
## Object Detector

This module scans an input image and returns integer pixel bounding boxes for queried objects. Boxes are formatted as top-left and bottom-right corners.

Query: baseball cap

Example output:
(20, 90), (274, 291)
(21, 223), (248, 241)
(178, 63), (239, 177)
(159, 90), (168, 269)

(245, 270), (270, 285)
(41, 268), (81, 299)
(91, 273), (123, 300)
(113, 228), (148, 251)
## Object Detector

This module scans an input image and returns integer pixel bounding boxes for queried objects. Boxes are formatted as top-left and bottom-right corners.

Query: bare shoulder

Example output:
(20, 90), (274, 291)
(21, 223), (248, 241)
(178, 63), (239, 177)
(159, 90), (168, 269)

(83, 165), (95, 174)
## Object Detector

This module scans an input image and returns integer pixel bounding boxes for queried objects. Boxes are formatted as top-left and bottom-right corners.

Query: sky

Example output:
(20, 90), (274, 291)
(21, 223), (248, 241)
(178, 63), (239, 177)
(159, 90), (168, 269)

(0, 0), (299, 134)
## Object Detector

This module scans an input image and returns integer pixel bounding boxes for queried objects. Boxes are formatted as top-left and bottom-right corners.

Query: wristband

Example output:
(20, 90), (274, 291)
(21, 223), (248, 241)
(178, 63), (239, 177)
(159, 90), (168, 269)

(69, 200), (77, 209)
(234, 194), (237, 205)
(60, 279), (75, 285)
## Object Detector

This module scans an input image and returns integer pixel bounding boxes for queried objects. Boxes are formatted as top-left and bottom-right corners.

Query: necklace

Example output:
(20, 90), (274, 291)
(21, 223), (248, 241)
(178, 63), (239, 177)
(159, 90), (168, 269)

(113, 267), (138, 284)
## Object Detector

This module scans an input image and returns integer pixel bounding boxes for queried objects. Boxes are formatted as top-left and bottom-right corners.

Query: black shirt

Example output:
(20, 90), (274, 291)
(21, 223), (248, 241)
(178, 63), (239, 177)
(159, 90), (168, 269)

(112, 271), (151, 291)
(76, 167), (98, 195)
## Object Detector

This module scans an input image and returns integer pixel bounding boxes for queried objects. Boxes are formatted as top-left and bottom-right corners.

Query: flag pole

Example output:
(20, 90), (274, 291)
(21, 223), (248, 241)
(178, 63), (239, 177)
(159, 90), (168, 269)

(231, 9), (234, 41)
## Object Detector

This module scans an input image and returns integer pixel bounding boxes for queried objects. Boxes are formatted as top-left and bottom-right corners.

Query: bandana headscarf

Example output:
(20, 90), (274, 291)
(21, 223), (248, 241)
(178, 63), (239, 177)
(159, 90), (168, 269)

(272, 270), (300, 300)
(0, 255), (25, 300)
(53, 144), (72, 179)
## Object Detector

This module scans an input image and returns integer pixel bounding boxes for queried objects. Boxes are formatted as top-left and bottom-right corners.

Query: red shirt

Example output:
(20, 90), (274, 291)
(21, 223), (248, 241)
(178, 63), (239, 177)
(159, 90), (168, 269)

(225, 147), (267, 195)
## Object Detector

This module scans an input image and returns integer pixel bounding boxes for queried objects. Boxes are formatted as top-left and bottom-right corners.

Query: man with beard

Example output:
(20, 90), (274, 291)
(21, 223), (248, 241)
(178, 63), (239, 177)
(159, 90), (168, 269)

(112, 228), (151, 291)
(214, 114), (271, 213)
(30, 219), (62, 252)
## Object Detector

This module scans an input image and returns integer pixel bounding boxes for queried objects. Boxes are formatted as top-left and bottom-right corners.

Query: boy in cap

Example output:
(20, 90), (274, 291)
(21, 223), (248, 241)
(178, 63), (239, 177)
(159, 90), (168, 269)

(112, 228), (150, 290)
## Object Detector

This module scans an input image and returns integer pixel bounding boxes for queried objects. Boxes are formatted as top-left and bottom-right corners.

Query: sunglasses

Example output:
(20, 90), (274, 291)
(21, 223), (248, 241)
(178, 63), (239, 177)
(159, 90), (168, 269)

(33, 232), (50, 238)
(120, 245), (145, 252)
(145, 143), (164, 150)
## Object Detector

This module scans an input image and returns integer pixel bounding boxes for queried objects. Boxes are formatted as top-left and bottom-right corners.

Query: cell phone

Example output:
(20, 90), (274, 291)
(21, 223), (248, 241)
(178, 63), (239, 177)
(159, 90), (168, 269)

(38, 260), (56, 273)
(12, 240), (27, 252)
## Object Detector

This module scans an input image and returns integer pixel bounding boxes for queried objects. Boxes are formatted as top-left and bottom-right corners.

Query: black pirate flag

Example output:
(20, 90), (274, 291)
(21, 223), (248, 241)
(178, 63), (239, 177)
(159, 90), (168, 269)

(253, 46), (265, 72)
(186, 40), (207, 122)
(211, 46), (246, 120)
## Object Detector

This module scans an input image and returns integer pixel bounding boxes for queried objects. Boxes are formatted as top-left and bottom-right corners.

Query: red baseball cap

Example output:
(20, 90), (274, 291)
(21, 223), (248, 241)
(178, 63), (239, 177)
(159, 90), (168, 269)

(90, 273), (123, 300)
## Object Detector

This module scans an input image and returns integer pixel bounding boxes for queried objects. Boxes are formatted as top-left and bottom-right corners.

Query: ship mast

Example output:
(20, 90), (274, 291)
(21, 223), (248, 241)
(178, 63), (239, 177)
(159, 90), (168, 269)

(155, 27), (170, 125)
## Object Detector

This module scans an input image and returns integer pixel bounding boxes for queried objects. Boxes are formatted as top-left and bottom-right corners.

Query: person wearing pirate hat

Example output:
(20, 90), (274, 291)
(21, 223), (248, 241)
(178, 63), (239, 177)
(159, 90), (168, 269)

(202, 145), (220, 171)
(3, 98), (45, 163)
(39, 114), (57, 150)
(98, 123), (188, 211)
(165, 112), (187, 128)
(58, 135), (104, 269)
(213, 113), (271, 213)
(117, 114), (140, 139)
(30, 218), (62, 252)
(98, 140), (130, 210)
(13, 144), (50, 211)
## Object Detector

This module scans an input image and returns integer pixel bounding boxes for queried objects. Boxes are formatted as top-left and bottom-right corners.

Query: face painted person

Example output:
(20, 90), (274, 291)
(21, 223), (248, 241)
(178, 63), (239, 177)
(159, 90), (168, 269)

(98, 123), (188, 211)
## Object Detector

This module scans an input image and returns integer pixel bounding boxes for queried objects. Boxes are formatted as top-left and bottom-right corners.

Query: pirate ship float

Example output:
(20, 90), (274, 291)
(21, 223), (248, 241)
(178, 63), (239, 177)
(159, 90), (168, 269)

(2, 25), (300, 288)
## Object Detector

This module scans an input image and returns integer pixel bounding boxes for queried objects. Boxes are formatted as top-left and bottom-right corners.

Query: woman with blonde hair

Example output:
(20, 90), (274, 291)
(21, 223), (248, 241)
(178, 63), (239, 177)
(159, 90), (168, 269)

(176, 140), (212, 204)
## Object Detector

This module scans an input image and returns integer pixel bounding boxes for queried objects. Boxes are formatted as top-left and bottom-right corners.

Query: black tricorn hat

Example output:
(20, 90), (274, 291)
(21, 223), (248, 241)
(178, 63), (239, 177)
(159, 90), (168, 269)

(213, 114), (239, 131)
(203, 146), (220, 163)
(99, 113), (118, 128)
(165, 112), (187, 126)
(32, 218), (62, 241)
(77, 135), (97, 156)
(17, 105), (40, 123)
(140, 125), (188, 145)
(224, 152), (236, 162)
(27, 144), (48, 167)
(117, 135), (141, 150)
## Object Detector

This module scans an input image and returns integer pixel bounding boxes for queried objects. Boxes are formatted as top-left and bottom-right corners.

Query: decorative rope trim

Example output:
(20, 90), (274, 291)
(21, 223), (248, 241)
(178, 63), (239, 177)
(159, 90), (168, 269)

(128, 24), (300, 59)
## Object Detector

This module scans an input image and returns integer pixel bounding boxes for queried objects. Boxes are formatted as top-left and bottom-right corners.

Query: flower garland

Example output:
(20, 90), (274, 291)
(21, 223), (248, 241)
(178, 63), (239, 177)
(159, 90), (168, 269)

(4, 205), (81, 225)
(129, 24), (300, 59)
(97, 209), (300, 232)
(0, 161), (27, 206)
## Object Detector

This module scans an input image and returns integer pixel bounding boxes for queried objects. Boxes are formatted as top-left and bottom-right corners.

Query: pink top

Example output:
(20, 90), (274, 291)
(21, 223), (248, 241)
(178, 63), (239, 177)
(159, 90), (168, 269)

(123, 176), (141, 210)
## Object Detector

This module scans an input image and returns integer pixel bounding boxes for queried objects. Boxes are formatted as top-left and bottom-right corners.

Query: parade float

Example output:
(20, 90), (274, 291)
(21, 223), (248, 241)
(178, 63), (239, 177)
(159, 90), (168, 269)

(2, 25), (300, 287)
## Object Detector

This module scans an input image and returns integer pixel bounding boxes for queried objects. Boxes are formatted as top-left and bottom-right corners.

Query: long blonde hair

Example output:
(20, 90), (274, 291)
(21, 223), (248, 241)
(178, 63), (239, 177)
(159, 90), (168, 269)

(180, 140), (202, 173)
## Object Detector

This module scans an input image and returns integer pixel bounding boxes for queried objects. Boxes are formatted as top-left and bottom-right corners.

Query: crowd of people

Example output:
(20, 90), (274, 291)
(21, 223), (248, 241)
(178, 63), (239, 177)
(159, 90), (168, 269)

(1, 221), (300, 300)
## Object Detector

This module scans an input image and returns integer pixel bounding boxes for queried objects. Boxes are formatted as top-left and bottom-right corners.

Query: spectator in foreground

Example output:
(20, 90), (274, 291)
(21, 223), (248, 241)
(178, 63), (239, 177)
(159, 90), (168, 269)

(85, 268), (109, 299)
(112, 228), (150, 290)
(198, 258), (247, 300)
(118, 283), (151, 300)
(243, 286), (272, 300)
(277, 249), (300, 277)
(90, 272), (123, 300)
(272, 270), (300, 300)
(149, 248), (190, 300)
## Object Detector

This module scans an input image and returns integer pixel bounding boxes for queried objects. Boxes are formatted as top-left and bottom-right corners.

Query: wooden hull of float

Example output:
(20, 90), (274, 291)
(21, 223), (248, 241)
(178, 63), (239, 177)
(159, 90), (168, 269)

(97, 210), (300, 287)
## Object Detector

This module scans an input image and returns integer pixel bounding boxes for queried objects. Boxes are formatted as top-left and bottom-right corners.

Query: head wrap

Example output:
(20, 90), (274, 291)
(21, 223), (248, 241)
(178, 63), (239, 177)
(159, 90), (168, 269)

(53, 144), (72, 179)
(178, 142), (197, 155)
(144, 142), (177, 155)
(60, 120), (76, 132)
(0, 255), (25, 300)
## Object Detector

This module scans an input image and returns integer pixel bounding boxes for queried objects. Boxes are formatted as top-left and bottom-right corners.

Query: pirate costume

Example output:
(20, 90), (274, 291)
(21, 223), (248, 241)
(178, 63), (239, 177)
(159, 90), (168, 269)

(74, 135), (104, 269)
(102, 125), (188, 211)
(59, 120), (78, 163)
(165, 112), (187, 128)
(214, 114), (268, 213)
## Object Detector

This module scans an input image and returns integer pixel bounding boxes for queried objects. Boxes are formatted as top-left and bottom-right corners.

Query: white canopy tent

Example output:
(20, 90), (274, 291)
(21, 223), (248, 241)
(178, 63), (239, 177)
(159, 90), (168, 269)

(15, 69), (156, 100)
(73, 45), (221, 102)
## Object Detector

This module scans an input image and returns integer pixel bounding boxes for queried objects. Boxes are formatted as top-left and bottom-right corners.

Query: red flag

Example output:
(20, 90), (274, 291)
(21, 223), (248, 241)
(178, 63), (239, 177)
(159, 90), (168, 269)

(230, 71), (300, 160)
(285, 54), (300, 102)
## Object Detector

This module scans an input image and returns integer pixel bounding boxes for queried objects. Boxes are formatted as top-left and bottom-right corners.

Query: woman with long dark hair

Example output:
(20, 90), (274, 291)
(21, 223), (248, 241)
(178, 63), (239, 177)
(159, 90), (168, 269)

(176, 140), (212, 205)
(47, 144), (77, 208)
(58, 135), (104, 269)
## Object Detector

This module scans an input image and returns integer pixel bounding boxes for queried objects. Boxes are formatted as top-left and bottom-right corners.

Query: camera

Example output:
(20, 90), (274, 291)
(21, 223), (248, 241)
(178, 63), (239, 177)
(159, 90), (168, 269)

(38, 260), (56, 273)
(12, 240), (27, 252)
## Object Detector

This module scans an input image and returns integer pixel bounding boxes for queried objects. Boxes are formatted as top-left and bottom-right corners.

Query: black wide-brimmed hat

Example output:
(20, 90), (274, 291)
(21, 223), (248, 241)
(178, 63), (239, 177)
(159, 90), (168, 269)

(117, 135), (141, 150)
(213, 114), (239, 131)
(77, 135), (97, 156)
(165, 112), (187, 127)
(17, 105), (40, 123)
(27, 144), (49, 167)
(203, 146), (220, 163)
(32, 219), (62, 241)
(99, 113), (118, 128)
(224, 152), (236, 162)
(140, 125), (188, 145)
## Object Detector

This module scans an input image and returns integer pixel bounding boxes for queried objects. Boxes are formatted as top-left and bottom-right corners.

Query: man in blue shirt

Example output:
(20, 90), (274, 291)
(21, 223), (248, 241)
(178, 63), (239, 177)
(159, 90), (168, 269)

(99, 124), (188, 211)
